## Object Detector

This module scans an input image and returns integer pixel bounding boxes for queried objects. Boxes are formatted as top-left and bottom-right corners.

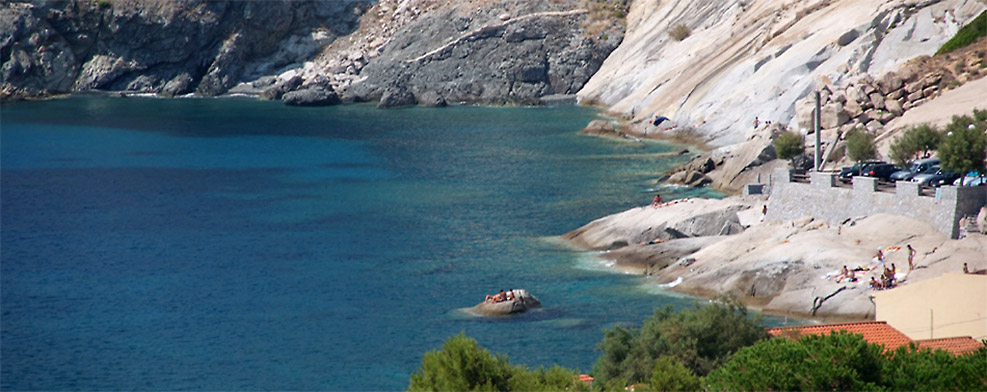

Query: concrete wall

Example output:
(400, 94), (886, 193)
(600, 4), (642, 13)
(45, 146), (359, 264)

(766, 169), (987, 239)
(874, 273), (987, 340)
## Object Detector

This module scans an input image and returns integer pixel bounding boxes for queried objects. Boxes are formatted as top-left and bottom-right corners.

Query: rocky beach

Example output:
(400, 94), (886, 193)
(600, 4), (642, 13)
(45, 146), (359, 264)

(563, 195), (987, 320)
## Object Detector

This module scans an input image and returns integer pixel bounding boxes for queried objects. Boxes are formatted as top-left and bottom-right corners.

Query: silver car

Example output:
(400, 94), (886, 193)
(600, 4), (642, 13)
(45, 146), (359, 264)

(890, 158), (940, 181)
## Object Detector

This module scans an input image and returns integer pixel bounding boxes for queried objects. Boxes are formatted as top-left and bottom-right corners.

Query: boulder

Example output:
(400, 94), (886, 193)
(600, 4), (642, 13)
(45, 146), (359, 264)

(868, 92), (886, 110)
(159, 73), (195, 97)
(470, 289), (542, 316)
(377, 87), (417, 108)
(282, 86), (341, 106)
(877, 72), (903, 94)
(820, 102), (849, 129)
(579, 120), (618, 137)
(261, 75), (303, 100)
(885, 99), (904, 116)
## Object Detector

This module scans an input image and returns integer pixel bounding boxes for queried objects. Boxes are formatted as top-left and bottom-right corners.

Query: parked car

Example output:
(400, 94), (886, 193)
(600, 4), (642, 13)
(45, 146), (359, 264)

(912, 167), (960, 187)
(838, 160), (884, 183)
(952, 173), (987, 186)
(909, 165), (942, 185)
(859, 163), (900, 182)
(890, 158), (940, 181)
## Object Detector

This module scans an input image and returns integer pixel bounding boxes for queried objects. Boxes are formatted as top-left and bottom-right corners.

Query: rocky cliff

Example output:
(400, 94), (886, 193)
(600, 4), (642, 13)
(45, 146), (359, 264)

(578, 0), (985, 147)
(1, 0), (370, 99)
(1, 0), (623, 107)
(344, 0), (622, 107)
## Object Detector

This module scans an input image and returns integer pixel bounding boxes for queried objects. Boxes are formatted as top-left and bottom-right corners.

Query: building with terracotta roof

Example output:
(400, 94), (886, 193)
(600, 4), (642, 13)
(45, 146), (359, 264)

(767, 320), (985, 355)
(871, 273), (987, 340)
(768, 321), (912, 352)
(915, 336), (986, 356)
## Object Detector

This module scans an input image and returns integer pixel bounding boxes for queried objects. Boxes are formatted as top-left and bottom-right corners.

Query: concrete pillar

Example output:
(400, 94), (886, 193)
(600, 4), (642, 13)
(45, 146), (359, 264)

(774, 168), (792, 184)
(853, 176), (878, 192)
(895, 181), (920, 197)
(810, 172), (836, 188)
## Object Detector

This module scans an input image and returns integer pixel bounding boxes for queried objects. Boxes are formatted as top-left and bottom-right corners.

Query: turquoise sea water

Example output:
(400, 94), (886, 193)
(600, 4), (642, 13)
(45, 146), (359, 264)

(2, 97), (781, 390)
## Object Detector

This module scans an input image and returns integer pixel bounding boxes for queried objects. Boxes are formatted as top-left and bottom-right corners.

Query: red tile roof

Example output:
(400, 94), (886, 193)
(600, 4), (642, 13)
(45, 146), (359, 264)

(915, 336), (985, 355)
(768, 321), (913, 351)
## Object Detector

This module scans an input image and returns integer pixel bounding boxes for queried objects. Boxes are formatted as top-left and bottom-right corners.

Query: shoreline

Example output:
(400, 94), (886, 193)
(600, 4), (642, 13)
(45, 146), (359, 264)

(561, 195), (987, 321)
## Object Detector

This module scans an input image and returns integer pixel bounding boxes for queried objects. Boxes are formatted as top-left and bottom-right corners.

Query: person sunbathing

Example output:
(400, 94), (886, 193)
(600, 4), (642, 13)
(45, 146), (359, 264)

(485, 290), (508, 303)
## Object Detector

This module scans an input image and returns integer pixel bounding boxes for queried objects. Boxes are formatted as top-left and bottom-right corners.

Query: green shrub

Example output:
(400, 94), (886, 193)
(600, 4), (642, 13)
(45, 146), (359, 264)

(939, 112), (987, 182)
(705, 333), (987, 391)
(845, 129), (877, 162)
(408, 332), (588, 391)
(936, 10), (987, 55)
(592, 297), (768, 386)
(648, 356), (701, 392)
(669, 24), (691, 41)
(774, 131), (805, 161)
(888, 124), (943, 166)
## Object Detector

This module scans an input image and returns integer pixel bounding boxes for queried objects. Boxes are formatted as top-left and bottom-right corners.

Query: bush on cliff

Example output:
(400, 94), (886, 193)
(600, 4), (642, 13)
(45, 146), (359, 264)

(591, 297), (768, 388)
(845, 129), (877, 162)
(888, 124), (943, 166)
(936, 10), (987, 55)
(408, 332), (587, 391)
(774, 131), (805, 161)
(939, 110), (987, 184)
(669, 24), (691, 41)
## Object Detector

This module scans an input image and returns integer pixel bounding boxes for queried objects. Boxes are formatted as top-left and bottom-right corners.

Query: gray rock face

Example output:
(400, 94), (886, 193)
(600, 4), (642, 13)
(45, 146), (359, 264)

(347, 1), (621, 106)
(282, 86), (341, 106)
(1, 0), (369, 99)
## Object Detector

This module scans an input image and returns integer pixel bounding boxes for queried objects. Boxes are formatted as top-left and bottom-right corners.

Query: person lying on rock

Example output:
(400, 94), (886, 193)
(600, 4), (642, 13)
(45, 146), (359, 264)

(485, 290), (507, 303)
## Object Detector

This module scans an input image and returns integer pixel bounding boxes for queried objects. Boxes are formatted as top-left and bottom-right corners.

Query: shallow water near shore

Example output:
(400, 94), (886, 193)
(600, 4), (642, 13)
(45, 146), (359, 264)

(2, 97), (796, 390)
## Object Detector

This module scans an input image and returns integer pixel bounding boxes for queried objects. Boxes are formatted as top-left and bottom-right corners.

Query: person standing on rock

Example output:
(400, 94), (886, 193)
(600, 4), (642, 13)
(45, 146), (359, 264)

(907, 244), (916, 270)
(753, 116), (760, 129)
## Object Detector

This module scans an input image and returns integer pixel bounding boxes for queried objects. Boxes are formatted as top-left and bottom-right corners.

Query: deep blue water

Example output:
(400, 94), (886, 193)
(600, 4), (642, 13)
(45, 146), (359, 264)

(2, 97), (781, 390)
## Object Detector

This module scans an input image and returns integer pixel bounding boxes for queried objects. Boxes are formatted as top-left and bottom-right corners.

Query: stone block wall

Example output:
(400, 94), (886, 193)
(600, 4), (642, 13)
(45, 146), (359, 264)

(766, 169), (987, 239)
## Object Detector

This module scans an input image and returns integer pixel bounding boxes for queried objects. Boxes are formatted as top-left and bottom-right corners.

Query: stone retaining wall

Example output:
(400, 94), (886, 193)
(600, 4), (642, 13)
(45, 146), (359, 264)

(766, 169), (987, 239)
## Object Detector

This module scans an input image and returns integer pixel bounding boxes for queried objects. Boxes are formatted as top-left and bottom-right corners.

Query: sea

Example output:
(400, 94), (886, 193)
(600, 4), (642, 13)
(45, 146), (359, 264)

(1, 97), (792, 390)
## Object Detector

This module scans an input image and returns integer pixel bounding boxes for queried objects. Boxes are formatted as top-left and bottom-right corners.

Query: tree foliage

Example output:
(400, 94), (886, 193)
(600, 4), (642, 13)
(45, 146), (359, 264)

(888, 124), (943, 166)
(408, 332), (588, 392)
(705, 332), (987, 391)
(846, 129), (878, 162)
(591, 297), (768, 386)
(774, 131), (805, 161)
(648, 356), (701, 392)
(939, 110), (987, 182)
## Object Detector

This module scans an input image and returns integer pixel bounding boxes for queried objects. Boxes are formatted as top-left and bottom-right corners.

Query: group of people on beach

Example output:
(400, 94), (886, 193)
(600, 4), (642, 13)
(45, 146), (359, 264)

(484, 289), (514, 303)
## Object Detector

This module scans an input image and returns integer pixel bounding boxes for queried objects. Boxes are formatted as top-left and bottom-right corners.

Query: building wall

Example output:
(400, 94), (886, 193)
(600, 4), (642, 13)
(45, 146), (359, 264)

(873, 274), (987, 340)
(766, 169), (987, 239)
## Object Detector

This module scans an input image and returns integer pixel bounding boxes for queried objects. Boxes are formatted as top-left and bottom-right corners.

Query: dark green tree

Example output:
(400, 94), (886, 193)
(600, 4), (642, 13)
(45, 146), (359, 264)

(882, 343), (987, 391)
(939, 111), (987, 185)
(592, 297), (768, 386)
(408, 332), (588, 391)
(846, 129), (878, 163)
(888, 124), (943, 166)
(704, 332), (886, 391)
(774, 131), (805, 161)
(648, 356), (701, 392)
(705, 333), (987, 391)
